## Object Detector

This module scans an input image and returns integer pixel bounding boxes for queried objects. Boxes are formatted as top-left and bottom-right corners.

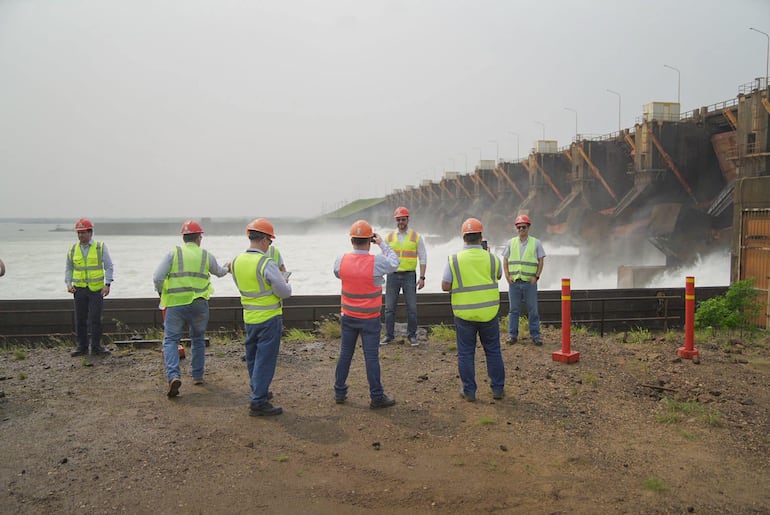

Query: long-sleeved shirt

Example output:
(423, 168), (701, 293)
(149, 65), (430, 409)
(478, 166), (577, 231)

(236, 248), (292, 299)
(152, 243), (229, 294)
(333, 242), (400, 286)
(389, 229), (428, 266)
(65, 239), (114, 286)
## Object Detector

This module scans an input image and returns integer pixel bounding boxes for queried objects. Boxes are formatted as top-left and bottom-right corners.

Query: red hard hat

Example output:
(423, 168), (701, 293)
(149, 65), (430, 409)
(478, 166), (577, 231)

(180, 220), (204, 235)
(246, 218), (276, 239)
(74, 218), (94, 231)
(514, 214), (532, 226)
(393, 206), (410, 218)
(461, 217), (484, 235)
(350, 219), (374, 238)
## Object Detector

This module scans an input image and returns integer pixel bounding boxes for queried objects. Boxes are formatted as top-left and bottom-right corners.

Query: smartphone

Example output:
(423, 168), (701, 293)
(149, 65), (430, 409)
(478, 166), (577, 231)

(371, 236), (377, 243)
(481, 240), (488, 250)
(282, 271), (292, 281)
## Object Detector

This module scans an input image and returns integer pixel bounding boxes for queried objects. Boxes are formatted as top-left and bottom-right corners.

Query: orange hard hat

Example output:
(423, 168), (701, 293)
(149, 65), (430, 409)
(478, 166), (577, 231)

(461, 217), (483, 235)
(180, 220), (204, 235)
(74, 218), (94, 231)
(393, 206), (410, 218)
(349, 219), (374, 238)
(246, 218), (276, 239)
(514, 214), (532, 226)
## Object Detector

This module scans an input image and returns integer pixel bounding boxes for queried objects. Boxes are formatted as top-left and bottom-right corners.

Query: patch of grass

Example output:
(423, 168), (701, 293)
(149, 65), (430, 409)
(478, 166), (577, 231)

(572, 324), (592, 336)
(483, 460), (498, 472)
(275, 455), (289, 463)
(680, 430), (696, 441)
(452, 459), (465, 466)
(656, 397), (723, 427)
(13, 349), (28, 360)
(478, 416), (495, 425)
(643, 477), (668, 492)
(80, 357), (89, 367)
(703, 412), (723, 427)
(429, 323), (456, 342)
(315, 317), (341, 340)
(663, 329), (680, 342)
(18, 372), (27, 380)
(581, 373), (598, 385)
(284, 328), (315, 343)
(447, 344), (457, 352)
(144, 327), (164, 340)
(627, 326), (652, 344)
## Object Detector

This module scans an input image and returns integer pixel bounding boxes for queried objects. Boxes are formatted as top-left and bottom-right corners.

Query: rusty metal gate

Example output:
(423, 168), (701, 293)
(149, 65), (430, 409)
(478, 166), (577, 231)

(740, 208), (770, 328)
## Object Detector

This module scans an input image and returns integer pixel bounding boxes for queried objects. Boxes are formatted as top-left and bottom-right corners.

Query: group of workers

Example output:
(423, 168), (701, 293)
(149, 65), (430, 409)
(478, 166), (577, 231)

(61, 207), (546, 415)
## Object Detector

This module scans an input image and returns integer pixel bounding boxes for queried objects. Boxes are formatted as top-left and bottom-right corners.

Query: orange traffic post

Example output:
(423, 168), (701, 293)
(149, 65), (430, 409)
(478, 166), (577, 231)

(677, 276), (699, 359)
(553, 278), (580, 363)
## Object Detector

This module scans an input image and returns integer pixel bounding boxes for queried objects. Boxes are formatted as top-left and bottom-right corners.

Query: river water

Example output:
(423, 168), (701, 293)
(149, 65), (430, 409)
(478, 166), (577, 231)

(0, 222), (729, 300)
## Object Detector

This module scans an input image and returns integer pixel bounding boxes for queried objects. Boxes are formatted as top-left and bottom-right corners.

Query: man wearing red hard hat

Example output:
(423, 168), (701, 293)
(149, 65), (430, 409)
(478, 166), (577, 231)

(153, 220), (230, 398)
(502, 213), (546, 346)
(333, 219), (400, 409)
(65, 218), (114, 357)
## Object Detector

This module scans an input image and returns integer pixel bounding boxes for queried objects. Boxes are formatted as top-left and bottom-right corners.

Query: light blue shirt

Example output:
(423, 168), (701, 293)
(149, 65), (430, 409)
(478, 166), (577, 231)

(236, 248), (292, 299)
(153, 243), (229, 294)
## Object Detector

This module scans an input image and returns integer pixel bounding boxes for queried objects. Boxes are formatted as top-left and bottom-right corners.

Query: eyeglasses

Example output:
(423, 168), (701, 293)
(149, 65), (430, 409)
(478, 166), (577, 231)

(396, 217), (408, 222)
(516, 226), (528, 230)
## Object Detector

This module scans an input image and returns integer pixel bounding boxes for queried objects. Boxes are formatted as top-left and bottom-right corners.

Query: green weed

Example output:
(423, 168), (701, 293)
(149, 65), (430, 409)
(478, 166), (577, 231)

(627, 326), (652, 344)
(13, 349), (28, 360)
(696, 278), (760, 335)
(18, 372), (27, 380)
(315, 317), (341, 340)
(452, 459), (465, 466)
(581, 373), (598, 385)
(275, 455), (289, 463)
(284, 328), (315, 343)
(479, 416), (495, 425)
(680, 430), (696, 441)
(429, 324), (456, 342)
(643, 477), (668, 492)
(447, 344), (457, 352)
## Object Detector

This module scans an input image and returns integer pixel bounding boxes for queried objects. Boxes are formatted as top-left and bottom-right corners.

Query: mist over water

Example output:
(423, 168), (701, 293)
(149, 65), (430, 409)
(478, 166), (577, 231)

(0, 222), (729, 300)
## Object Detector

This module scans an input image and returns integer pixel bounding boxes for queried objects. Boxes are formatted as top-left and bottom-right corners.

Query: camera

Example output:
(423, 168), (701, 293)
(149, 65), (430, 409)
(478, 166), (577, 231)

(371, 236), (377, 243)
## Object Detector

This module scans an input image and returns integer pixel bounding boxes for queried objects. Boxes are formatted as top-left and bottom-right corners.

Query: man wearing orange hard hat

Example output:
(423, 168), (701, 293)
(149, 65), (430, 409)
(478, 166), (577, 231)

(230, 218), (292, 417)
(153, 220), (230, 398)
(382, 206), (427, 347)
(333, 219), (400, 409)
(441, 218), (505, 402)
(65, 218), (114, 357)
(502, 213), (546, 346)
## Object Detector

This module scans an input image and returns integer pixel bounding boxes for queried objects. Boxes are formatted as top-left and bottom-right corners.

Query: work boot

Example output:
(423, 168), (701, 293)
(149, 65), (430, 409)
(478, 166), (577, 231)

(167, 378), (181, 398)
(92, 347), (111, 356)
(249, 402), (283, 416)
(506, 336), (518, 345)
(408, 336), (419, 347)
(369, 395), (396, 409)
(460, 390), (476, 402)
(379, 337), (394, 346)
(70, 348), (87, 357)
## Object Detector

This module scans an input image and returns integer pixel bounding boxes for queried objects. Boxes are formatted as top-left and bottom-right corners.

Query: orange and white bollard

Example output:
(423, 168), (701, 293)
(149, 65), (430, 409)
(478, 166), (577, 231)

(677, 276), (699, 359)
(553, 278), (580, 364)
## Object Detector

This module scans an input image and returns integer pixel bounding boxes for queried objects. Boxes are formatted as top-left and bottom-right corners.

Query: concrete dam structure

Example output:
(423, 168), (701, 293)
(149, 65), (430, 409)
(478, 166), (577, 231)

(356, 79), (770, 290)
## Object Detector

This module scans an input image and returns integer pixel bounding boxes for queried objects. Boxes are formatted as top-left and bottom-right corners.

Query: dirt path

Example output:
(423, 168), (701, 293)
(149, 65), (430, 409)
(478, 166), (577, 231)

(1, 328), (769, 514)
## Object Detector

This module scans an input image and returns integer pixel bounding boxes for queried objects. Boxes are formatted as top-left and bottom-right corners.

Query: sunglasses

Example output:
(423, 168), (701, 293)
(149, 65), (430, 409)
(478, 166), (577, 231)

(516, 226), (528, 230)
(396, 217), (408, 222)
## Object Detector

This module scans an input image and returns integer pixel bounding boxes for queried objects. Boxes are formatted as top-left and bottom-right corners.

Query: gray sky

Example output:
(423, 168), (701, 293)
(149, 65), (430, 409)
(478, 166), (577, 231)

(1, 0), (768, 219)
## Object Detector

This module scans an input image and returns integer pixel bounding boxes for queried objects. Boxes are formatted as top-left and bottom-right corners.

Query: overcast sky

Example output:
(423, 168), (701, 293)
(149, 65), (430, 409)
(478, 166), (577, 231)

(1, 0), (768, 219)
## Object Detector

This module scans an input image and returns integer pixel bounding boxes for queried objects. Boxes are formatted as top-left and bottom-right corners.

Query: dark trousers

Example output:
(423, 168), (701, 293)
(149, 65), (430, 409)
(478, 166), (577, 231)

(73, 287), (104, 351)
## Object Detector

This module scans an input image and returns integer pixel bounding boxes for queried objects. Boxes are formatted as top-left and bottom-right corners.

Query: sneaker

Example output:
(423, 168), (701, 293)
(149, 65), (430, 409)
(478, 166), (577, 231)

(167, 377), (181, 398)
(506, 336), (518, 345)
(335, 395), (347, 405)
(369, 395), (396, 409)
(193, 377), (205, 385)
(70, 349), (87, 357)
(492, 390), (505, 400)
(379, 337), (394, 346)
(460, 390), (476, 402)
(92, 347), (111, 356)
(533, 338), (543, 346)
(408, 336), (419, 347)
(249, 402), (283, 416)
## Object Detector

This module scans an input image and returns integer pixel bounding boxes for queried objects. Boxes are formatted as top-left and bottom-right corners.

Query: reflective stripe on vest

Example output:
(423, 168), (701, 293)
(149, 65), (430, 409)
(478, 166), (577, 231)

(267, 246), (282, 265)
(232, 252), (282, 324)
(69, 242), (105, 291)
(339, 253), (382, 319)
(507, 237), (539, 281)
(386, 230), (419, 271)
(449, 248), (500, 322)
(161, 245), (212, 308)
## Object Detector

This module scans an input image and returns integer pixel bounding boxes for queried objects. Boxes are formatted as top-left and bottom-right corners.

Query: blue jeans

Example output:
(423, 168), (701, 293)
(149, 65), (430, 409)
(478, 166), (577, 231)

(162, 298), (209, 382)
(384, 271), (417, 339)
(335, 315), (384, 400)
(244, 315), (283, 406)
(455, 316), (505, 396)
(73, 287), (104, 351)
(508, 280), (541, 341)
